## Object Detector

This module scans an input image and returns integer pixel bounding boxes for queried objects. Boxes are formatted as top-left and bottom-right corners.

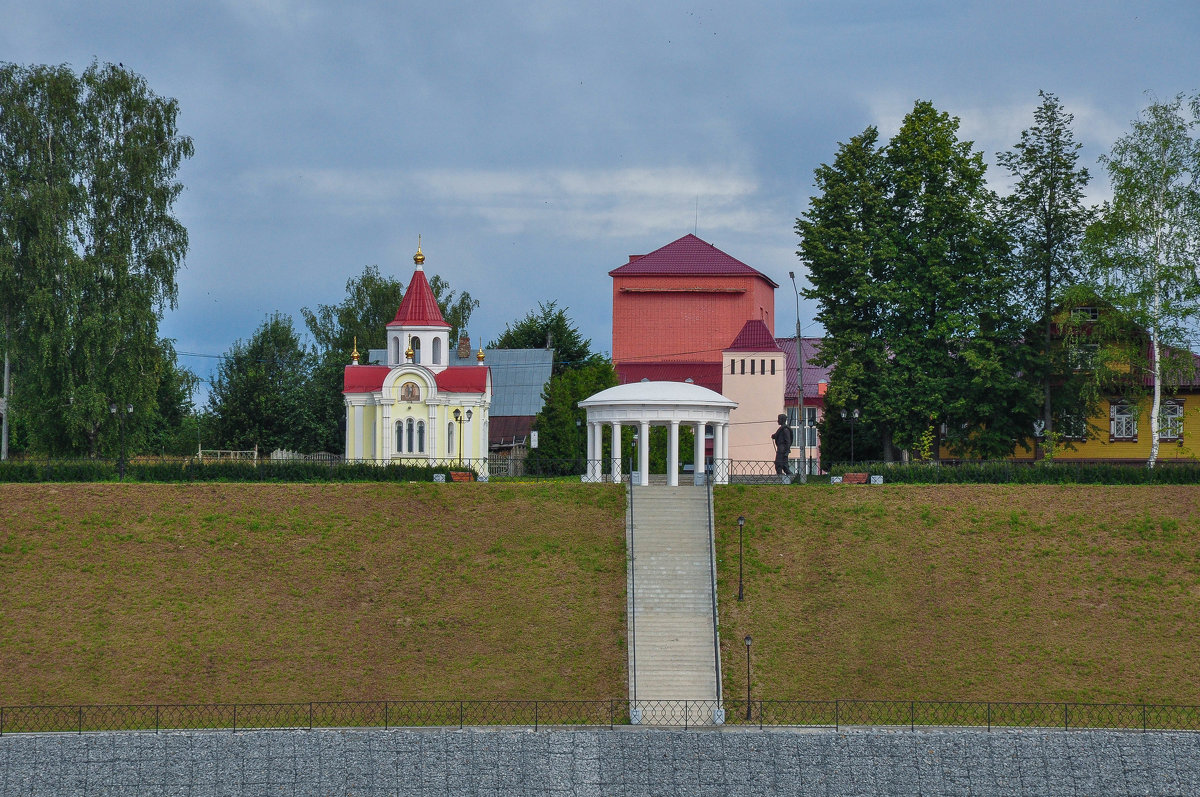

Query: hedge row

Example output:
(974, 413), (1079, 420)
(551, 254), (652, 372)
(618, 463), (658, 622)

(0, 459), (457, 484)
(826, 460), (1200, 485)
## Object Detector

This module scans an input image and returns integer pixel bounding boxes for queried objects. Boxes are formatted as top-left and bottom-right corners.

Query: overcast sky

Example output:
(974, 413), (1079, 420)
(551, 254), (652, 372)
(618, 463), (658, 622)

(4, 1), (1198, 397)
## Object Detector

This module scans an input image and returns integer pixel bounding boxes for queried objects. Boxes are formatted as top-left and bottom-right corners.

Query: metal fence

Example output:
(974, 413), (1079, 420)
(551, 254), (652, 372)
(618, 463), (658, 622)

(4, 698), (1199, 735)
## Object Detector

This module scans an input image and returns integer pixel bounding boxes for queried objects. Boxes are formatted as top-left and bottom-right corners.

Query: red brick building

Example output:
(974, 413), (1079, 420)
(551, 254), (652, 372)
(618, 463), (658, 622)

(610, 234), (778, 389)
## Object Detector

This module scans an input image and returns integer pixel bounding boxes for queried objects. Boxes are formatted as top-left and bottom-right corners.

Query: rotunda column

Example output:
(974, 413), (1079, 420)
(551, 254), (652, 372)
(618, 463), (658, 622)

(667, 420), (679, 487)
(638, 420), (650, 487)
(610, 422), (622, 483)
(693, 421), (706, 484)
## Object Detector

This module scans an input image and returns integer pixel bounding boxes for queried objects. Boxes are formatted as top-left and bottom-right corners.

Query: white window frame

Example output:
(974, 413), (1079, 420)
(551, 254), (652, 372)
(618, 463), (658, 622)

(1160, 399), (1184, 441)
(1110, 401), (1137, 442)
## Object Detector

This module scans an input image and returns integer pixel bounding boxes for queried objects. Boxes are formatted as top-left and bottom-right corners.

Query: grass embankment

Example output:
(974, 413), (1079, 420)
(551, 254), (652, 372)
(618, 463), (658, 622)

(0, 483), (626, 706)
(718, 484), (1200, 705)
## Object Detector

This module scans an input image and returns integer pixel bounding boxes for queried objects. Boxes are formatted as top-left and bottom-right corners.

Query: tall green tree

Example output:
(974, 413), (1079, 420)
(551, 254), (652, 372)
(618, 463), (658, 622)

(796, 126), (899, 459)
(999, 92), (1093, 449)
(490, 300), (592, 374)
(207, 314), (317, 453)
(0, 61), (193, 455)
(1085, 94), (1200, 467)
(883, 101), (1033, 457)
(798, 101), (1033, 459)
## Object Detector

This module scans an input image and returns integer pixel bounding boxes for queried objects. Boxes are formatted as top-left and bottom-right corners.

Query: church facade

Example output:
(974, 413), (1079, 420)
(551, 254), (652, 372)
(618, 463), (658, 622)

(342, 246), (491, 470)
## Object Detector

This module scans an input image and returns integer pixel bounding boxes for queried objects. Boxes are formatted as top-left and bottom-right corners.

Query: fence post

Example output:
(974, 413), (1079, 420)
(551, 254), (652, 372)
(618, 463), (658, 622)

(987, 703), (991, 732)
(910, 701), (914, 732)
(156, 705), (160, 734)
(759, 700), (763, 730)
(1, 705), (4, 736)
(233, 705), (237, 733)
(78, 706), (82, 735)
(1063, 703), (1068, 731)
(534, 702), (539, 732)
(1142, 703), (1146, 733)
(835, 700), (839, 732)
(384, 701), (389, 731)
(684, 701), (689, 731)
(459, 702), (463, 729)
(308, 703), (313, 731)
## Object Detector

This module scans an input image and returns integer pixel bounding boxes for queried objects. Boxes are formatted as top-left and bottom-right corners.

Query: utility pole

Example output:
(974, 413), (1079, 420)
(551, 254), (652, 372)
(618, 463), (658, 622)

(788, 272), (807, 483)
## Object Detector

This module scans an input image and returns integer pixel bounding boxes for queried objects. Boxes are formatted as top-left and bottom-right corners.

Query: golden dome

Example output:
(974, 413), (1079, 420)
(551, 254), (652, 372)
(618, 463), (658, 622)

(413, 234), (425, 266)
(405, 345), (414, 360)
(476, 347), (486, 363)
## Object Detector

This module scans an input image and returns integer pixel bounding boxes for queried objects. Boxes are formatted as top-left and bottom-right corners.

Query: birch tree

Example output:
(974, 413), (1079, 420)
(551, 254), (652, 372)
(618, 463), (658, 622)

(1086, 94), (1200, 467)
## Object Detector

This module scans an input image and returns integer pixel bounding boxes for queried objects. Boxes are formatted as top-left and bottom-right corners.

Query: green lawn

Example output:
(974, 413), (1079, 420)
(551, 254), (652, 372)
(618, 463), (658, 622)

(0, 482), (627, 705)
(717, 484), (1200, 705)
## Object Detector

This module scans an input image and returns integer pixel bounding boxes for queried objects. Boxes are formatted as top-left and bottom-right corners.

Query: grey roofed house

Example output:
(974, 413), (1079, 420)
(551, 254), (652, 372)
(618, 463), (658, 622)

(455, 349), (554, 450)
(452, 348), (553, 416)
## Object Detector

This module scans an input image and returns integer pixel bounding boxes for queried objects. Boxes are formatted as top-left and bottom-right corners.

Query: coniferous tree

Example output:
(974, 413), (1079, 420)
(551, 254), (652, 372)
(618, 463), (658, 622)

(999, 92), (1093, 449)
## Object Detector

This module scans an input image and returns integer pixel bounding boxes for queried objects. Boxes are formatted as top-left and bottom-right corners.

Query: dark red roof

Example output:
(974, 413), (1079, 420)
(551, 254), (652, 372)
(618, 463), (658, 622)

(490, 415), (535, 447)
(343, 365), (391, 393)
(435, 366), (488, 394)
(726, 320), (782, 352)
(776, 337), (831, 402)
(615, 361), (723, 393)
(609, 234), (780, 287)
(390, 268), (449, 328)
(343, 365), (488, 394)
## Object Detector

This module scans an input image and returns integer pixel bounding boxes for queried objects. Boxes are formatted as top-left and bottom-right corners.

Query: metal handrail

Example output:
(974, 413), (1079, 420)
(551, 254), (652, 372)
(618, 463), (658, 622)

(626, 455), (637, 704)
(705, 471), (722, 707)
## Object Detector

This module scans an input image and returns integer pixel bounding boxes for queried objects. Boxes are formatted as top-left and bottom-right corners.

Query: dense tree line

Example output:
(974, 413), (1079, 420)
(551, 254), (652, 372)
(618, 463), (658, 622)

(800, 93), (1200, 467)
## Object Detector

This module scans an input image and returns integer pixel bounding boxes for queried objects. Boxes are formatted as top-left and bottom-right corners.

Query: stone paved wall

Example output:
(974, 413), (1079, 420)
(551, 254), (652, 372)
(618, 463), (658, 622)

(3, 726), (1199, 795)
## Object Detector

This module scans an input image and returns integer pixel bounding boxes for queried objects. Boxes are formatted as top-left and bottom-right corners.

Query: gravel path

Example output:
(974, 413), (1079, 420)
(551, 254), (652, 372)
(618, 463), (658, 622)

(3, 726), (1199, 795)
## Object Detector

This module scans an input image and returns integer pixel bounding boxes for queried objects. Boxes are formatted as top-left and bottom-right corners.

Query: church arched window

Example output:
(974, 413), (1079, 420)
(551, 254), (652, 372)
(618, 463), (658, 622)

(406, 418), (415, 453)
(417, 421), (426, 452)
(412, 337), (421, 364)
(447, 421), (455, 457)
(393, 337), (400, 364)
(395, 420), (403, 453)
(432, 337), (441, 365)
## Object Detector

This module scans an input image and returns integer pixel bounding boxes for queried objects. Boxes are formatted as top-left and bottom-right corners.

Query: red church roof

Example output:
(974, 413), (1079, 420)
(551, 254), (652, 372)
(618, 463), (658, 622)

(435, 366), (488, 394)
(390, 268), (450, 328)
(608, 233), (780, 287)
(343, 365), (391, 393)
(725, 320), (783, 352)
(342, 365), (488, 394)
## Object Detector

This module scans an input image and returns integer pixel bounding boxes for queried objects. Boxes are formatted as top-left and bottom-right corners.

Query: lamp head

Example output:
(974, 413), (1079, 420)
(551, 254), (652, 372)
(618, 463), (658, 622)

(453, 408), (461, 422)
(738, 515), (745, 528)
(744, 634), (752, 647)
(466, 409), (473, 422)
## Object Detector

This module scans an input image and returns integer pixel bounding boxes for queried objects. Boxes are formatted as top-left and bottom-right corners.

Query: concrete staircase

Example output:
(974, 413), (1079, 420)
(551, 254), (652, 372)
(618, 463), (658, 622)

(626, 483), (722, 725)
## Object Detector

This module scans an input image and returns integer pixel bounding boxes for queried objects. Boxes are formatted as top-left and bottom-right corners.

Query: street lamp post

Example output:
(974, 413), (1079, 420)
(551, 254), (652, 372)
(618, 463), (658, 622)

(788, 271), (807, 483)
(840, 408), (860, 466)
(744, 634), (753, 721)
(737, 515), (745, 601)
(110, 402), (132, 481)
(453, 408), (472, 466)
